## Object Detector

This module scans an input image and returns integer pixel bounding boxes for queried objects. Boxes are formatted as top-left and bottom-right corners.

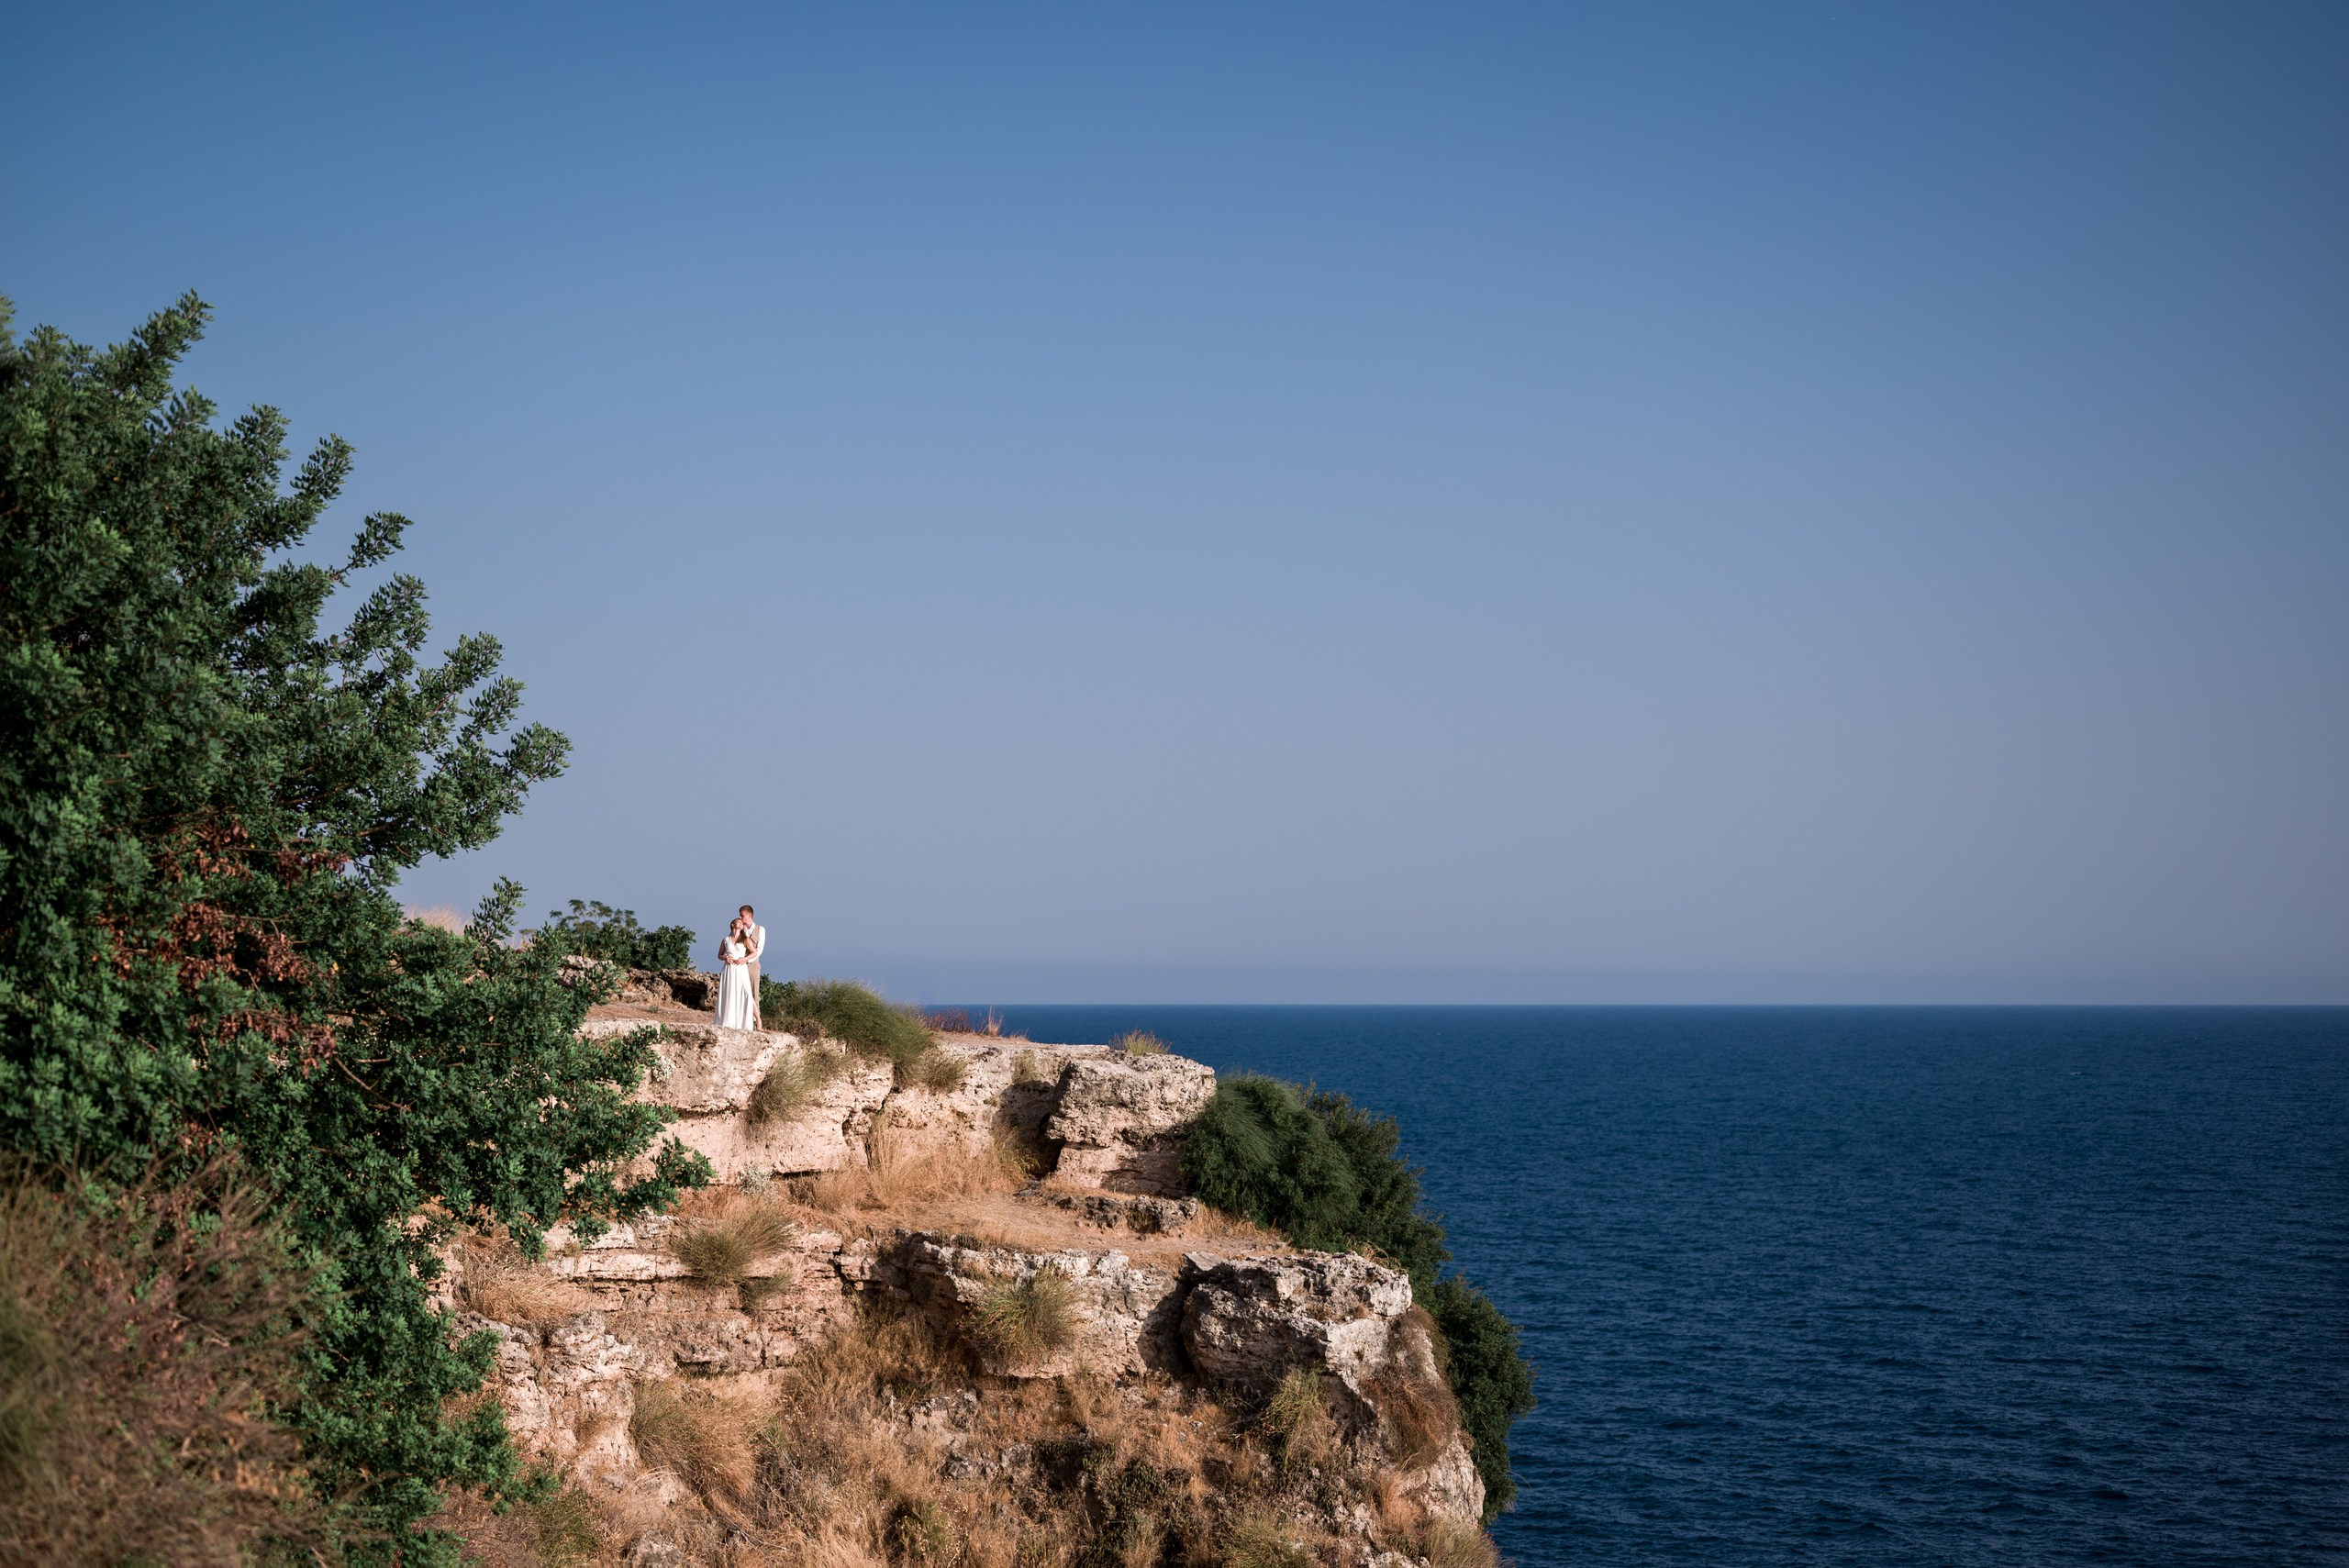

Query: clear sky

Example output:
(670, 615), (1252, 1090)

(7, 4), (2344, 1002)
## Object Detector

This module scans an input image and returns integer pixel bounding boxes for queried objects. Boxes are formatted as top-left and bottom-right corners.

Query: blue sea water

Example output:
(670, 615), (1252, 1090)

(987, 1006), (2348, 1566)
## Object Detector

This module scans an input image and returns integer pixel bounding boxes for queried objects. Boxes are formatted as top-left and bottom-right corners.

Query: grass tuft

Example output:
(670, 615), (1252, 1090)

(1423, 1518), (1501, 1568)
(965, 1267), (1078, 1364)
(888, 1496), (959, 1563)
(1219, 1512), (1316, 1568)
(1370, 1306), (1462, 1466)
(1109, 1030), (1168, 1054)
(1010, 1049), (1049, 1086)
(629, 1378), (761, 1505)
(901, 1048), (967, 1094)
(669, 1202), (797, 1285)
(748, 1045), (850, 1127)
(1259, 1367), (1339, 1476)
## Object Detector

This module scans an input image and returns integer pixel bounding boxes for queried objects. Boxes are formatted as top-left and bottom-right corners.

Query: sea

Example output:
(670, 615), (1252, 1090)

(985, 1006), (2348, 1566)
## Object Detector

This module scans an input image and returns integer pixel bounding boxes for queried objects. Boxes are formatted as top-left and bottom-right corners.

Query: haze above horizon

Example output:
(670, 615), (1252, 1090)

(7, 5), (2343, 1004)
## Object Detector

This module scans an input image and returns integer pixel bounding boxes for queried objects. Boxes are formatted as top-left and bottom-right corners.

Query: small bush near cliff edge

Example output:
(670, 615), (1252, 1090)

(767, 978), (934, 1065)
(1110, 1029), (1169, 1054)
(1431, 1274), (1536, 1516)
(967, 1267), (1078, 1362)
(533, 897), (695, 971)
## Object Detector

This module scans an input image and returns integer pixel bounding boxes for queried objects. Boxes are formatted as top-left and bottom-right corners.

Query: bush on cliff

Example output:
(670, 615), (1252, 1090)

(764, 976), (935, 1066)
(1183, 1073), (1535, 1518)
(0, 295), (709, 1561)
(533, 897), (696, 971)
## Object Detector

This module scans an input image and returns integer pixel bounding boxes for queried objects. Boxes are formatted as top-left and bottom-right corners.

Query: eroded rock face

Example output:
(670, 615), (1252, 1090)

(885, 1234), (1186, 1380)
(1044, 1053), (1217, 1195)
(1178, 1251), (1486, 1524)
(1178, 1251), (1416, 1400)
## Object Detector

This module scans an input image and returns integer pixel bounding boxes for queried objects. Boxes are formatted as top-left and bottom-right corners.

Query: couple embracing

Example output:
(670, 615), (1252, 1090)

(714, 904), (766, 1030)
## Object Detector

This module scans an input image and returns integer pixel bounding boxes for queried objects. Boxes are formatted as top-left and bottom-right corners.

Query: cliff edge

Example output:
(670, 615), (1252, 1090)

(437, 991), (1495, 1567)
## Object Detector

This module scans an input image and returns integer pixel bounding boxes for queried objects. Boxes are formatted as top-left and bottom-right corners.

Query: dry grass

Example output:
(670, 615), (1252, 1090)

(1368, 1307), (1462, 1467)
(1423, 1518), (1502, 1568)
(1258, 1367), (1340, 1477)
(1218, 1511), (1318, 1568)
(1010, 1049), (1050, 1086)
(902, 1048), (968, 1094)
(1108, 1030), (1168, 1055)
(670, 1197), (799, 1286)
(630, 1378), (765, 1507)
(1184, 1205), (1287, 1248)
(921, 1008), (1025, 1041)
(749, 1044), (851, 1127)
(612, 1291), (1418, 1568)
(434, 1484), (609, 1568)
(805, 1118), (1032, 1216)
(965, 1268), (1079, 1365)
(0, 1160), (328, 1565)
(459, 1233), (594, 1326)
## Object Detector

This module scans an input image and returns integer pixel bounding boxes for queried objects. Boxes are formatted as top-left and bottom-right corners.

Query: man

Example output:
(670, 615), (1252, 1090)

(738, 904), (766, 1028)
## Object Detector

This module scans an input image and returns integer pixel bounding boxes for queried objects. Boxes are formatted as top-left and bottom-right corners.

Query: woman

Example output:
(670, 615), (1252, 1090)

(714, 913), (760, 1029)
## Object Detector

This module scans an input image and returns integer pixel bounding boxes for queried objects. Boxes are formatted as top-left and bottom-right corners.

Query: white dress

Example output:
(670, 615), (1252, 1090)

(714, 939), (758, 1029)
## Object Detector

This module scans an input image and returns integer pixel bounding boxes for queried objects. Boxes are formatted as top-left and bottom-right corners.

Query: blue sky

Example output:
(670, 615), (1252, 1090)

(7, 4), (2344, 1001)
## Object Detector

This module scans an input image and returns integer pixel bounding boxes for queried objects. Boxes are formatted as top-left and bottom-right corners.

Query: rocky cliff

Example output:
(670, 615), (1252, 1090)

(440, 992), (1495, 1567)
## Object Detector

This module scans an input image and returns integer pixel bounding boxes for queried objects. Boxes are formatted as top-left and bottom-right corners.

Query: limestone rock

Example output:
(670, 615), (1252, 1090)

(671, 1052), (895, 1180)
(596, 1022), (792, 1116)
(1178, 1251), (1414, 1399)
(1407, 1434), (1487, 1527)
(1043, 1053), (1216, 1195)
(1019, 1187), (1200, 1235)
(891, 1234), (1185, 1380)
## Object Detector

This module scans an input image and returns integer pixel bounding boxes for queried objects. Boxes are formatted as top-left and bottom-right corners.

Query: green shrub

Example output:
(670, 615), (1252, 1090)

(1182, 1076), (1445, 1283)
(532, 899), (696, 972)
(1181, 1074), (1533, 1520)
(1109, 1029), (1169, 1054)
(966, 1268), (1077, 1363)
(764, 979), (933, 1066)
(1431, 1275), (1535, 1516)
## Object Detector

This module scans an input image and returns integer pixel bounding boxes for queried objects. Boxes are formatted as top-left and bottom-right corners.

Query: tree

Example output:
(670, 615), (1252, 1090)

(0, 294), (707, 1561)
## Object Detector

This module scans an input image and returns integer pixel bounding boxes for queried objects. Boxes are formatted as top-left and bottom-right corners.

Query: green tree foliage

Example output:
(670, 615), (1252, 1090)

(0, 295), (708, 1560)
(1182, 1074), (1535, 1518)
(533, 897), (696, 971)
